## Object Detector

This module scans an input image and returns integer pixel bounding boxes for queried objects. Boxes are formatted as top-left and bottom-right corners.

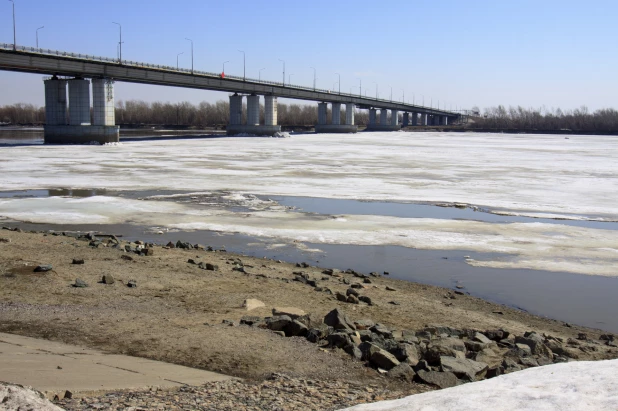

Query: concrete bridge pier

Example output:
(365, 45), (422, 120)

(402, 112), (409, 127)
(365, 109), (402, 132)
(227, 94), (281, 136)
(315, 102), (357, 133)
(433, 115), (440, 126)
(369, 108), (377, 126)
(44, 77), (119, 144)
(411, 112), (418, 126)
(440, 115), (448, 126)
(421, 114), (428, 126)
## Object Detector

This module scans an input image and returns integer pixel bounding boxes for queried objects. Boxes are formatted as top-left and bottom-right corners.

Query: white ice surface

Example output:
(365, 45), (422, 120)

(337, 359), (618, 411)
(1, 132), (617, 219)
(1, 195), (617, 276)
(1, 133), (617, 275)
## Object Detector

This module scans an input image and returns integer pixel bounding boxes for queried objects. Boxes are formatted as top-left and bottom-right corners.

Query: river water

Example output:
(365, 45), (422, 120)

(1, 129), (617, 332)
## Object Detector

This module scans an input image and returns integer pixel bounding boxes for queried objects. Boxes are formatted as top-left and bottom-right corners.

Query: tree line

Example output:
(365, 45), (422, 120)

(469, 105), (618, 131)
(2, 100), (617, 131)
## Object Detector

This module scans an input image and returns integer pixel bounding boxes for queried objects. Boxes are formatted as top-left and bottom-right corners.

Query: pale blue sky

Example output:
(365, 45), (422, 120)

(1, 0), (616, 111)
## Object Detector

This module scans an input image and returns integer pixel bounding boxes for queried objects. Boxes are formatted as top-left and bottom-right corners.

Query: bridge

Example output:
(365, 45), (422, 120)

(0, 43), (461, 143)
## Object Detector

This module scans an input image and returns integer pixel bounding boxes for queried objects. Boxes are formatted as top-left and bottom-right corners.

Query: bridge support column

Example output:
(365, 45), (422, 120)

(264, 96), (278, 126)
(44, 77), (119, 144)
(369, 108), (377, 126)
(411, 112), (418, 126)
(44, 77), (68, 126)
(379, 109), (388, 125)
(227, 94), (281, 136)
(391, 110), (399, 126)
(421, 114), (428, 126)
(402, 112), (409, 127)
(440, 115), (448, 126)
(246, 95), (260, 126)
(331, 103), (341, 125)
(315, 102), (357, 133)
(92, 78), (115, 126)
(433, 115), (440, 126)
(345, 103), (355, 126)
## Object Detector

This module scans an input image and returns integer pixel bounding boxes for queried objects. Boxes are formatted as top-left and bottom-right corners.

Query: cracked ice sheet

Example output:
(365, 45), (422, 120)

(1, 196), (617, 277)
(0, 132), (617, 220)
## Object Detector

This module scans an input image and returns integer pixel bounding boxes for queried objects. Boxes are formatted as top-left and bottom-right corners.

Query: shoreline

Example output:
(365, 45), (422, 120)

(1, 226), (617, 409)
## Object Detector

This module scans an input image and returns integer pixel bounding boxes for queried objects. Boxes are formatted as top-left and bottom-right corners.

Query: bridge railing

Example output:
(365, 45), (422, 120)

(0, 43), (458, 115)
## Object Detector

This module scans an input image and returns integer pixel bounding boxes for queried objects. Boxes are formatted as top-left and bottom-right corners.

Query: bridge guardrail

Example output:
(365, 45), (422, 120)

(0, 43), (458, 115)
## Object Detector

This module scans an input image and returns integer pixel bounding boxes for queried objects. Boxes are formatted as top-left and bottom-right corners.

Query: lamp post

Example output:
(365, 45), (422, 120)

(222, 60), (229, 74)
(36, 26), (43, 49)
(185, 38), (193, 73)
(8, 0), (15, 51)
(278, 59), (285, 85)
(112, 22), (122, 63)
(176, 52), (183, 70)
(310, 67), (316, 90)
(238, 50), (245, 81)
(259, 67), (265, 81)
(389, 86), (393, 102)
(357, 78), (361, 97)
(373, 82), (378, 99)
(401, 89), (405, 103)
(335, 72), (340, 94)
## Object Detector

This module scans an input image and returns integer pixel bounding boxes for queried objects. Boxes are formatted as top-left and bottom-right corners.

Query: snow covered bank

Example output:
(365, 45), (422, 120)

(338, 359), (618, 411)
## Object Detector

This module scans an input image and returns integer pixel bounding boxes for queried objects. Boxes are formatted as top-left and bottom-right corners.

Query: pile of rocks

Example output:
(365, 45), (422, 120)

(239, 308), (617, 389)
(54, 373), (416, 411)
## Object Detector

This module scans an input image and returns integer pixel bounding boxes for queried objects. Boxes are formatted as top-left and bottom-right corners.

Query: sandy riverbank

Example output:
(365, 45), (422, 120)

(1, 227), (616, 410)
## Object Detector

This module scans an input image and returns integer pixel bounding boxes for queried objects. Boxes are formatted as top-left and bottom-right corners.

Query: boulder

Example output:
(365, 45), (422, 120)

(34, 265), (53, 273)
(73, 278), (88, 288)
(296, 313), (322, 328)
(416, 370), (459, 389)
(346, 288), (360, 297)
(243, 299), (265, 311)
(327, 332), (352, 348)
(354, 319), (376, 330)
(387, 363), (416, 382)
(283, 320), (308, 337)
(127, 280), (137, 288)
(102, 275), (115, 285)
(440, 356), (489, 381)
(438, 337), (467, 353)
(515, 334), (553, 358)
(358, 295), (373, 305)
(425, 344), (465, 365)
(473, 332), (492, 344)
(391, 343), (420, 366)
(240, 316), (263, 326)
(272, 307), (306, 319)
(358, 342), (382, 361)
(72, 259), (85, 265)
(306, 325), (333, 343)
(266, 315), (292, 331)
(369, 347), (400, 370)
(336, 292), (348, 302)
(474, 347), (504, 368)
(323, 308), (355, 331)
(344, 344), (363, 360)
(346, 295), (359, 304)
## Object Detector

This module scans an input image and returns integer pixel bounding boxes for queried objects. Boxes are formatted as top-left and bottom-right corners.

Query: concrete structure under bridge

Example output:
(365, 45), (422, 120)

(0, 44), (461, 142)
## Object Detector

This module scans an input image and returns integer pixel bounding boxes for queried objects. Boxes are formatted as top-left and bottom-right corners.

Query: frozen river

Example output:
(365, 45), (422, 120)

(1, 131), (617, 330)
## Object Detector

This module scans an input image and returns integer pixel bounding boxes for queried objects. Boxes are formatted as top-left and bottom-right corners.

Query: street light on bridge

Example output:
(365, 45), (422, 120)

(36, 26), (44, 49)
(335, 72), (340, 94)
(278, 59), (285, 85)
(185, 38), (193, 73)
(176, 52), (183, 70)
(310, 67), (316, 90)
(112, 22), (122, 63)
(259, 67), (265, 81)
(8, 0), (16, 51)
(357, 78), (361, 97)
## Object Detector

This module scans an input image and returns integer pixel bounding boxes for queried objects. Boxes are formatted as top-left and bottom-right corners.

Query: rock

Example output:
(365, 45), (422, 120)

(485, 329), (509, 341)
(272, 331), (285, 337)
(166, 241), (175, 248)
(127, 280), (137, 288)
(515, 343), (533, 356)
(391, 343), (420, 366)
(344, 344), (363, 360)
(388, 301), (401, 305)
(369, 347), (401, 370)
(346, 288), (359, 297)
(240, 316), (263, 326)
(474, 347), (504, 368)
(0, 237), (10, 243)
(336, 292), (348, 302)
(296, 313), (322, 328)
(440, 356), (489, 381)
(416, 370), (459, 389)
(465, 340), (492, 352)
(385, 286), (396, 291)
(346, 295), (359, 304)
(34, 264), (53, 273)
(102, 275), (115, 285)
(519, 357), (539, 367)
(283, 320), (308, 337)
(473, 332), (492, 344)
(120, 255), (133, 261)
(486, 367), (502, 379)
(371, 324), (393, 339)
(387, 363), (416, 382)
(425, 344), (465, 365)
(272, 307), (306, 319)
(327, 332), (352, 348)
(353, 319), (375, 330)
(266, 315), (292, 331)
(516, 334), (553, 358)
(577, 333), (588, 341)
(204, 263), (218, 271)
(358, 295), (373, 305)
(73, 278), (88, 288)
(363, 278), (372, 284)
(242, 299), (265, 311)
(142, 247), (154, 256)
(71, 258), (84, 265)
(323, 308), (356, 331)
(358, 342), (382, 361)
(322, 269), (334, 275)
(222, 319), (238, 327)
(546, 340), (580, 359)
(439, 337), (467, 353)
(306, 325), (332, 343)
(350, 283), (363, 289)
